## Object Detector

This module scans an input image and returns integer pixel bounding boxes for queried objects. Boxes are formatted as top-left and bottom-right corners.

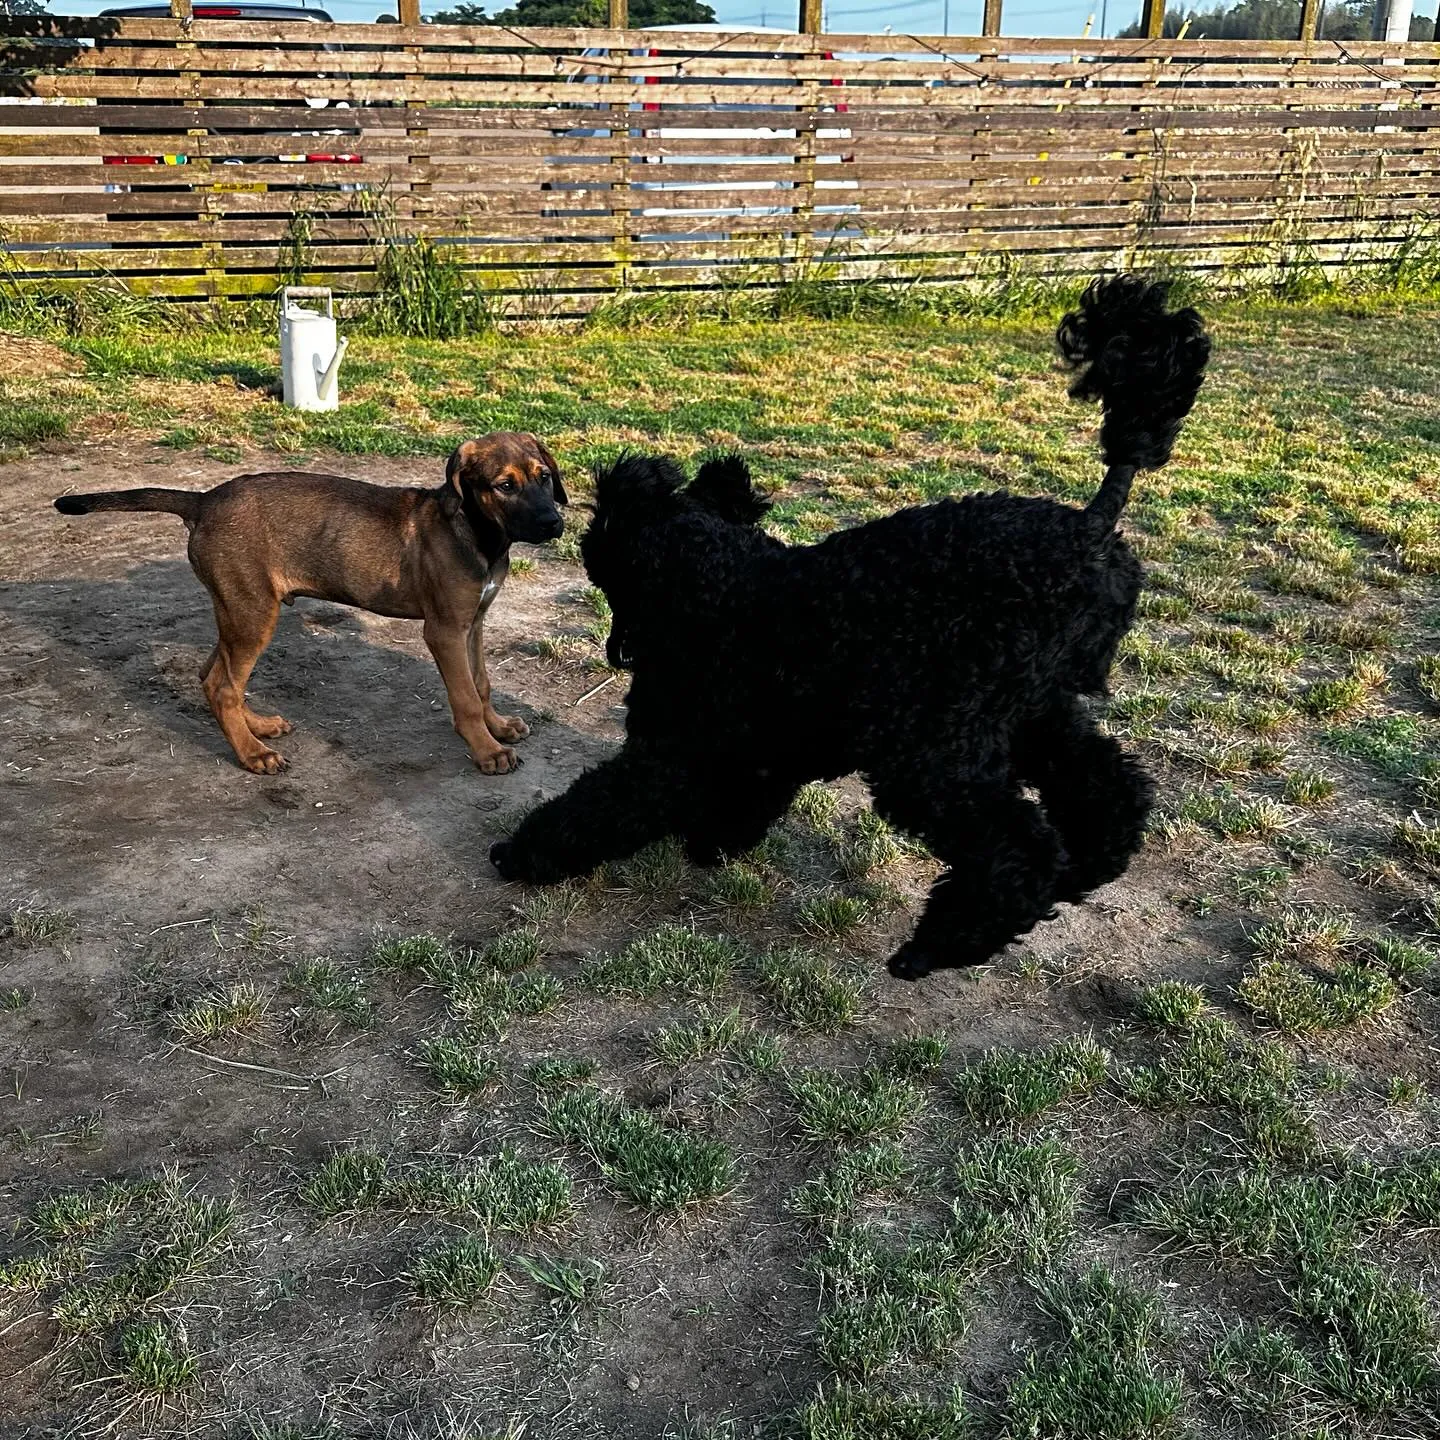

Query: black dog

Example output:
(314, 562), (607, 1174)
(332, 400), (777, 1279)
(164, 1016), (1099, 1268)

(492, 277), (1211, 979)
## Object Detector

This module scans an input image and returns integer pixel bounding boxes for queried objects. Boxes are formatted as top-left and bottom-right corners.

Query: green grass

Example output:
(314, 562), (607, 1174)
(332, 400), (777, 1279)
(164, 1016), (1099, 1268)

(1003, 1267), (1184, 1440)
(1133, 980), (1207, 1030)
(287, 958), (372, 1028)
(794, 1384), (972, 1440)
(416, 1035), (501, 1096)
(790, 1142), (913, 1226)
(752, 947), (864, 1032)
(543, 1085), (736, 1212)
(2, 1169), (238, 1373)
(797, 892), (873, 941)
(404, 1234), (503, 1308)
(704, 861), (774, 909)
(15, 295), (1440, 1435)
(300, 1148), (571, 1231)
(787, 1066), (928, 1143)
(582, 924), (744, 998)
(168, 982), (271, 1043)
(952, 1037), (1109, 1124)
(1130, 1154), (1440, 1262)
(1238, 958), (1398, 1033)
(1122, 1017), (1315, 1160)
(117, 1316), (197, 1394)
(650, 1005), (749, 1065)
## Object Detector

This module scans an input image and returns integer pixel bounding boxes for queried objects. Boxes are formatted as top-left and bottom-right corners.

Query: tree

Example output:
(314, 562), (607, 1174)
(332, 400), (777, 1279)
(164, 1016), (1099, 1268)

(429, 0), (716, 24)
(1117, 0), (1384, 38)
(0, 0), (51, 13)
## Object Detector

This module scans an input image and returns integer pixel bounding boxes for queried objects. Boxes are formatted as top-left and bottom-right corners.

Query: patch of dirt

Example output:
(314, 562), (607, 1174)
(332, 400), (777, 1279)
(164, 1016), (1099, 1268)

(2, 440), (1437, 1438)
(0, 334), (82, 381)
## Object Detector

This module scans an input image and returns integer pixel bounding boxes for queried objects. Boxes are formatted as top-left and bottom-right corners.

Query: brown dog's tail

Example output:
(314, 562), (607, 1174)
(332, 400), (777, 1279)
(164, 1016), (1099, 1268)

(54, 488), (203, 523)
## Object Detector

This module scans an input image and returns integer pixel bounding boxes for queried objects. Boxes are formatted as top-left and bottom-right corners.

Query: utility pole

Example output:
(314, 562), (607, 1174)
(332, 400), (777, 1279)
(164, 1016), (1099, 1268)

(1372, 0), (1415, 40)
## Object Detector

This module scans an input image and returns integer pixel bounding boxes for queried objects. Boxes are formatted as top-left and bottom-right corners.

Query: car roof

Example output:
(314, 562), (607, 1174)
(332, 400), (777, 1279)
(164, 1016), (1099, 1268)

(99, 3), (333, 16)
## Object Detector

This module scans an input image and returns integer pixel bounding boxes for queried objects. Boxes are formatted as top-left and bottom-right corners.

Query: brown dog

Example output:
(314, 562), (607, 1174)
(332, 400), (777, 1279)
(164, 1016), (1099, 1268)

(53, 432), (566, 776)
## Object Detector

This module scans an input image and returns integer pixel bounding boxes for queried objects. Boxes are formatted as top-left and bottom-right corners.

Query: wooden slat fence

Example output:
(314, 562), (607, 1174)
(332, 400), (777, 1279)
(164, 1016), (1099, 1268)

(4, 19), (1440, 310)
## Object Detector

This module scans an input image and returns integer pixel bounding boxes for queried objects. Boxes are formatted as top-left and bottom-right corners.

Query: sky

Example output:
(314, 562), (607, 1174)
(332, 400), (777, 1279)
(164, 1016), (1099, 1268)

(51, 0), (1440, 40)
(47, 0), (1157, 34)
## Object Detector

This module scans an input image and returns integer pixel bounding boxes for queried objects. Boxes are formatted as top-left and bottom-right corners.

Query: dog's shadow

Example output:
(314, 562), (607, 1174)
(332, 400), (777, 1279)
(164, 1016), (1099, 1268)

(0, 558), (607, 801)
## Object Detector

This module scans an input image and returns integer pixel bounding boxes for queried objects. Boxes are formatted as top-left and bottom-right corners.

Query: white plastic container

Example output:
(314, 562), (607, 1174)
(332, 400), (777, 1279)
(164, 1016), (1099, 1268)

(279, 286), (348, 412)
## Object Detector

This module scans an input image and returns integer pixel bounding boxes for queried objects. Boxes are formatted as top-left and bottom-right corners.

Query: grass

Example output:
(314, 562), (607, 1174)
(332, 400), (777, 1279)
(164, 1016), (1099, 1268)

(416, 1036), (501, 1096)
(168, 982), (271, 1043)
(299, 1148), (571, 1231)
(788, 1065), (928, 1144)
(543, 1085), (736, 1212)
(1133, 980), (1207, 1030)
(14, 293), (1440, 1435)
(790, 1142), (913, 1225)
(404, 1234), (503, 1308)
(752, 947), (864, 1032)
(2, 899), (77, 950)
(952, 1037), (1109, 1124)
(1122, 1017), (1315, 1160)
(650, 1005), (749, 1065)
(1238, 958), (1398, 1033)
(1003, 1267), (1184, 1440)
(117, 1316), (197, 1395)
(287, 958), (372, 1028)
(582, 924), (744, 998)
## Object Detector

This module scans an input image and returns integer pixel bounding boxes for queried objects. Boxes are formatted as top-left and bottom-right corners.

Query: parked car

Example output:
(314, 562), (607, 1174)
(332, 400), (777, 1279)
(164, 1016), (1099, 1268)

(96, 2), (364, 209)
(544, 25), (859, 247)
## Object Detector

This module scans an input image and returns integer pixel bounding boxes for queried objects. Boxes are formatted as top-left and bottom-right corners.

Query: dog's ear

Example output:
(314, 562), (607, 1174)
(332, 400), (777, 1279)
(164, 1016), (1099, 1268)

(524, 433), (567, 506)
(688, 454), (771, 525)
(594, 452), (687, 512)
(440, 444), (467, 515)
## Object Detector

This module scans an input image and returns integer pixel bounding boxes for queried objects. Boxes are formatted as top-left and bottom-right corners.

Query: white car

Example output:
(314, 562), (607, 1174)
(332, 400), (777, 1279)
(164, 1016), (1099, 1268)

(547, 24), (860, 246)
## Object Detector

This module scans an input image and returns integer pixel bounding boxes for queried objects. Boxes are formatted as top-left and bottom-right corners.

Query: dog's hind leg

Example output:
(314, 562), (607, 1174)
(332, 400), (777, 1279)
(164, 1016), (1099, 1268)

(870, 756), (1065, 980)
(1015, 694), (1154, 904)
(201, 596), (288, 774)
(490, 741), (689, 885)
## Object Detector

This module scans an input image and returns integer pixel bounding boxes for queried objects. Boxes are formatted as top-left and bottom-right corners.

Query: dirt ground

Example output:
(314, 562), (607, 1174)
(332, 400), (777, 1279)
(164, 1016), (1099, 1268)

(1, 439), (1434, 1439)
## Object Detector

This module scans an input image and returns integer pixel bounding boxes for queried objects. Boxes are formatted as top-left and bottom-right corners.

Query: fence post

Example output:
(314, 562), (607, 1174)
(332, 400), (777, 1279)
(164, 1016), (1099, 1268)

(1140, 0), (1165, 37)
(982, 0), (1002, 35)
(609, 0), (628, 25)
(398, 0), (420, 24)
(169, 0), (192, 18)
(799, 0), (821, 33)
(1298, 0), (1320, 38)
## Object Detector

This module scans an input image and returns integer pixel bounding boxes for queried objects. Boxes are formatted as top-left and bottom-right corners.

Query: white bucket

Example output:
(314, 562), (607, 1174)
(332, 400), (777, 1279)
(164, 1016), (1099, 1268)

(279, 286), (348, 412)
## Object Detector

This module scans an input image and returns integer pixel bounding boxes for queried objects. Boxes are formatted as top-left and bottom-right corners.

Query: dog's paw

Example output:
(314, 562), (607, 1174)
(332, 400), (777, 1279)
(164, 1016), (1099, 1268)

(246, 712), (293, 740)
(887, 942), (935, 981)
(489, 714), (530, 743)
(241, 748), (289, 776)
(490, 840), (518, 880)
(475, 745), (521, 776)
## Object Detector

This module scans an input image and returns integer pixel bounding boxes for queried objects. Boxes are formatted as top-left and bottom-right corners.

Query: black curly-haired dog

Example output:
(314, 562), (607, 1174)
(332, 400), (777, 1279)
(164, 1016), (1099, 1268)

(491, 276), (1211, 980)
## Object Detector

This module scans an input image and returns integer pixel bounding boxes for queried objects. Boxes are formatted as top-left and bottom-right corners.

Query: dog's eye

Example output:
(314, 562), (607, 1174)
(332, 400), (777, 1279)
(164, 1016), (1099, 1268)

(539, 468), (553, 484)
(497, 480), (519, 494)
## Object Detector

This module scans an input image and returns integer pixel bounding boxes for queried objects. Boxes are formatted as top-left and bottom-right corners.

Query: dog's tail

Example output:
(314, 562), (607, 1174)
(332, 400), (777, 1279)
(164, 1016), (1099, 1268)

(54, 488), (203, 523)
(1057, 275), (1211, 533)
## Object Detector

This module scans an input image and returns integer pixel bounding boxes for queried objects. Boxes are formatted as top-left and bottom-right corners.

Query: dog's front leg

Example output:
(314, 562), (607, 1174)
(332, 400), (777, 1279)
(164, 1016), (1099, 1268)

(467, 614), (529, 745)
(490, 741), (683, 884)
(423, 617), (519, 774)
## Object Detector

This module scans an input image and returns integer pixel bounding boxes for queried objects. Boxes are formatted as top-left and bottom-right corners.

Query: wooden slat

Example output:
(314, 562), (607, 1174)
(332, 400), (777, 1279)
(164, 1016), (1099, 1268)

(5, 18), (1440, 303)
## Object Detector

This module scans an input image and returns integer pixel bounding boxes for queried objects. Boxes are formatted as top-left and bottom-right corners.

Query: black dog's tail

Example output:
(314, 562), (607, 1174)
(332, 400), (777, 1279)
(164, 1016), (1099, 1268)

(1057, 274), (1211, 533)
(54, 488), (203, 522)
